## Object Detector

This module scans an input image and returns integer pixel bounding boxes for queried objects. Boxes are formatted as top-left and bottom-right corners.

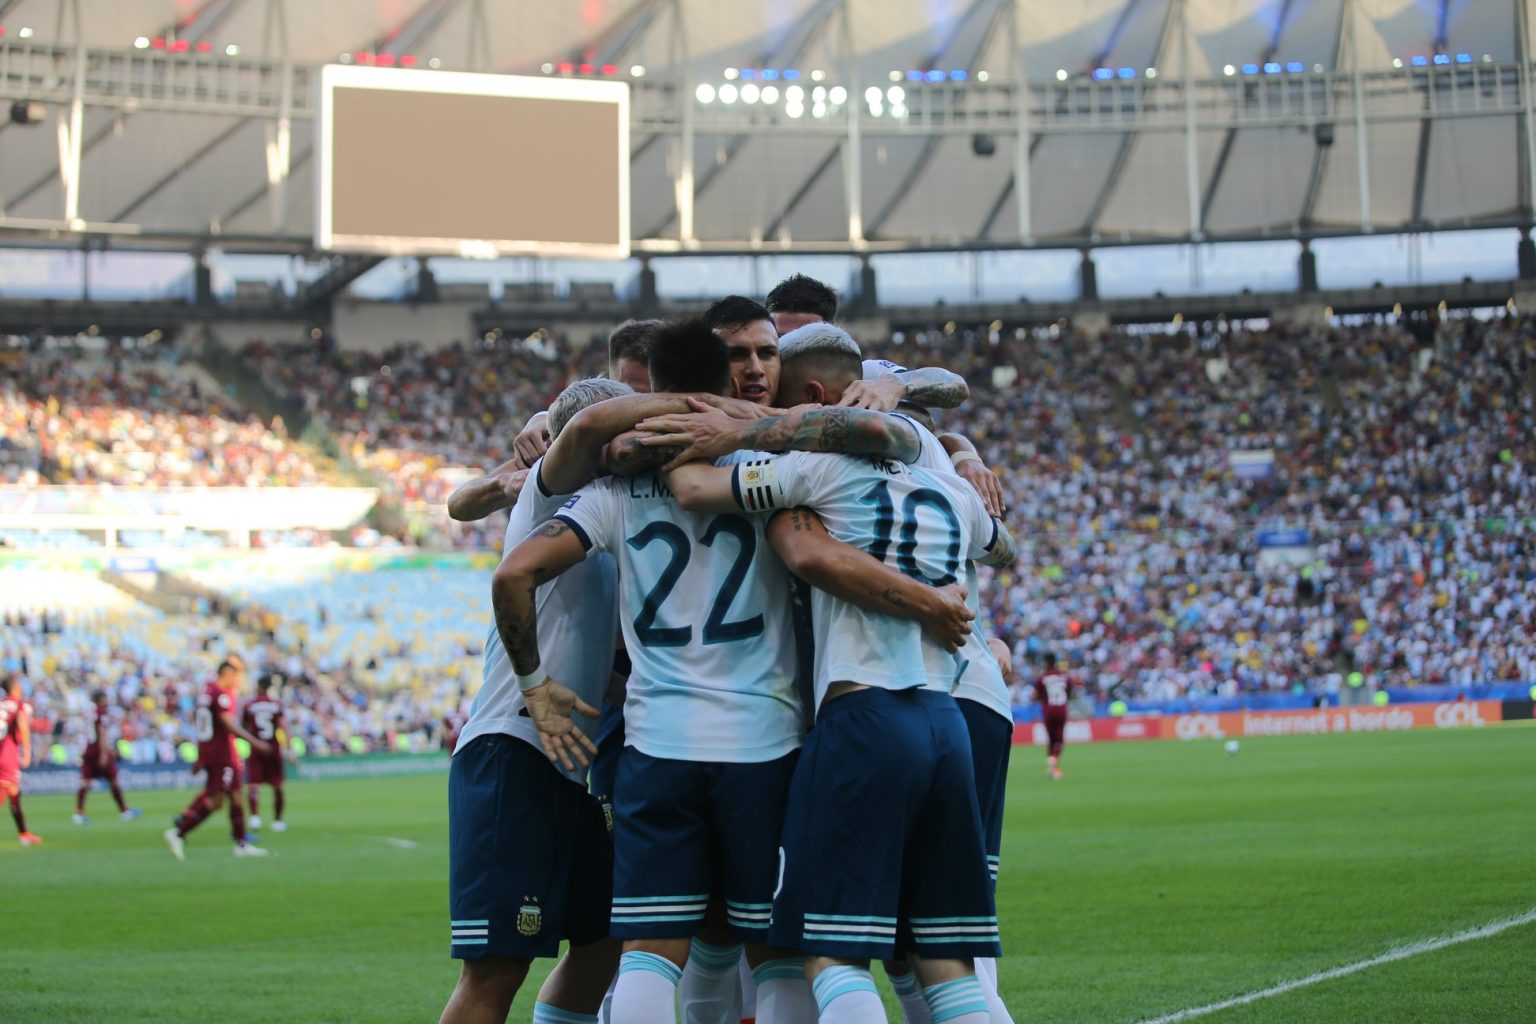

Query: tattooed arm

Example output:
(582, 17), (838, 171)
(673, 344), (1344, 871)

(447, 460), (528, 521)
(540, 393), (724, 495)
(766, 509), (976, 652)
(490, 518), (599, 769)
(600, 430), (684, 478)
(978, 517), (1018, 570)
(838, 367), (970, 411)
(638, 399), (921, 469)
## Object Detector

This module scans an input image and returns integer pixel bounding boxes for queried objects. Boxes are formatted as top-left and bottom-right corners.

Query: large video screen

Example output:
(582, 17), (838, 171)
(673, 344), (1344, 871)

(316, 65), (629, 260)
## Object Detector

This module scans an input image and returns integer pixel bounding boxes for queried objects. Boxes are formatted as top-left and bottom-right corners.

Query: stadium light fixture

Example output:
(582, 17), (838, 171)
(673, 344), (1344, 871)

(786, 85), (804, 102)
(925, 70), (945, 82)
(976, 70), (989, 81)
(782, 69), (800, 80)
(1145, 67), (1157, 79)
(724, 67), (739, 80)
(695, 83), (716, 103)
(761, 85), (779, 103)
(865, 86), (883, 104)
(629, 64), (646, 76)
(578, 63), (594, 74)
(428, 57), (441, 68)
(811, 69), (825, 81)
(950, 70), (967, 81)
(1483, 54), (1494, 63)
(1313, 63), (1324, 73)
(829, 85), (848, 104)
(1056, 69), (1069, 81)
(785, 102), (804, 118)
(1410, 55), (1428, 67)
(134, 36), (150, 49)
(1432, 54), (1450, 65)
(1286, 61), (1303, 73)
(907, 69), (924, 82)
(152, 38), (167, 49)
(400, 54), (417, 67)
(812, 101), (828, 119)
(890, 102), (907, 119)
(762, 69), (779, 80)
(557, 61), (573, 74)
(889, 70), (903, 82)
(339, 52), (353, 63)
(171, 39), (191, 53)
(887, 86), (905, 104)
(1262, 62), (1281, 74)
(812, 85), (827, 102)
(18, 26), (32, 39)
(1242, 63), (1260, 75)
(376, 53), (396, 66)
(225, 44), (240, 56)
(740, 83), (760, 103)
(1392, 57), (1403, 68)
(740, 68), (757, 80)
(1454, 53), (1470, 64)
(197, 41), (212, 53)
(599, 63), (618, 75)
(719, 83), (738, 104)
(1117, 67), (1136, 79)
(1223, 64), (1236, 76)
(541, 62), (554, 73)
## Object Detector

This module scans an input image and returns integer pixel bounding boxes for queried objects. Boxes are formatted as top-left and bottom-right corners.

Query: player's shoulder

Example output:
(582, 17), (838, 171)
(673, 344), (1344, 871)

(863, 358), (909, 378)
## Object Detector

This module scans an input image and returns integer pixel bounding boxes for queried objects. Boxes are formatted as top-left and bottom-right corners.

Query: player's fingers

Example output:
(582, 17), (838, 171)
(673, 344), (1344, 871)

(639, 431), (691, 447)
(565, 735), (593, 769)
(687, 396), (714, 413)
(572, 697), (600, 720)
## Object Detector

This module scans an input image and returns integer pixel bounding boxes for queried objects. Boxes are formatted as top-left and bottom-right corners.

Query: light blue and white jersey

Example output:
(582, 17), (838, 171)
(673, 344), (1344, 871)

(863, 358), (909, 379)
(554, 463), (803, 764)
(458, 459), (620, 783)
(898, 416), (1013, 723)
(733, 449), (997, 711)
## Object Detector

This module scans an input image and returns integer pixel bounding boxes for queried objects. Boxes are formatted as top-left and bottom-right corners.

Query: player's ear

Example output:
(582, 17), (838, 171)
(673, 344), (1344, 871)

(807, 380), (826, 405)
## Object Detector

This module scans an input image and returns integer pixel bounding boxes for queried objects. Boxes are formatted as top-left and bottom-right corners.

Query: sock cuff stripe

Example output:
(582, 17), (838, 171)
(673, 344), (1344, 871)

(619, 950), (683, 985)
(812, 966), (878, 1010)
(688, 938), (743, 969)
(924, 976), (990, 1022)
(531, 1003), (598, 1024)
(890, 972), (920, 995)
(751, 958), (804, 983)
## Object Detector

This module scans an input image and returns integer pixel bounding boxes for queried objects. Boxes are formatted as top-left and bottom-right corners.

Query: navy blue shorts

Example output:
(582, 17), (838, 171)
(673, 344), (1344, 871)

(588, 701), (625, 824)
(768, 687), (1000, 960)
(610, 747), (797, 941)
(448, 734), (612, 960)
(959, 698), (1012, 892)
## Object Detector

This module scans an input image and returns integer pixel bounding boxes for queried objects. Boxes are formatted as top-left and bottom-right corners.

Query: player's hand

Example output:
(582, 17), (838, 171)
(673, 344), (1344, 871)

(957, 459), (1006, 519)
(837, 375), (905, 412)
(692, 394), (784, 419)
(513, 413), (551, 468)
(920, 583), (975, 653)
(501, 468), (530, 503)
(636, 398), (745, 471)
(523, 680), (600, 773)
(251, 739), (275, 758)
(987, 636), (1013, 676)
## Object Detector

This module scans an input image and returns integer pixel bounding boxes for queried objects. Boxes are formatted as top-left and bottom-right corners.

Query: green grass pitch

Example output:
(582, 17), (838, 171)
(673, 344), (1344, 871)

(2, 726), (1531, 1023)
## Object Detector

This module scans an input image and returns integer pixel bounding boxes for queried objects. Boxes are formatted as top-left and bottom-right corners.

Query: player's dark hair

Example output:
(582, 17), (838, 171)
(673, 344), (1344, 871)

(703, 295), (772, 334)
(216, 660), (238, 676)
(257, 673), (282, 692)
(608, 318), (663, 368)
(766, 274), (839, 321)
(648, 318), (732, 395)
(90, 689), (106, 703)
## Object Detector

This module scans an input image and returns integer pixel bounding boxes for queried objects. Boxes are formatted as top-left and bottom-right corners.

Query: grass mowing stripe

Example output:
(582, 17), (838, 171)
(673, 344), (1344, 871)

(1133, 908), (1536, 1024)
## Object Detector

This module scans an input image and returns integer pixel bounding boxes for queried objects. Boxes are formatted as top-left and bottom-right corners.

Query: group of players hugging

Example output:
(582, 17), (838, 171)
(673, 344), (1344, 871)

(439, 275), (1042, 1024)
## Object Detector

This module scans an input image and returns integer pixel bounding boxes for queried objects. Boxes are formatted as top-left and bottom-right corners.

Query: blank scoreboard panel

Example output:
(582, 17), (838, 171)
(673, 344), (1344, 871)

(316, 65), (629, 260)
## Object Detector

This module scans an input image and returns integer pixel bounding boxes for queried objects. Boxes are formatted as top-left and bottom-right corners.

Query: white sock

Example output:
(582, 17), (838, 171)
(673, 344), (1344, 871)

(811, 966), (886, 1023)
(739, 955), (759, 1020)
(611, 950), (682, 1024)
(973, 960), (1013, 1024)
(679, 939), (742, 1024)
(922, 977), (989, 1024)
(888, 968), (931, 1024)
(600, 975), (617, 1024)
(752, 958), (813, 1024)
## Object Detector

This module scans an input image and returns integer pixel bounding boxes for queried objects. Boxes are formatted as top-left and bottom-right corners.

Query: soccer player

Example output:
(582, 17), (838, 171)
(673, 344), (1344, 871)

(441, 377), (639, 1024)
(1033, 655), (1075, 779)
(704, 296), (782, 407)
(242, 673), (292, 832)
(164, 659), (272, 860)
(1, 673), (41, 845)
(493, 321), (823, 1024)
(74, 689), (139, 824)
(664, 420), (1017, 1024)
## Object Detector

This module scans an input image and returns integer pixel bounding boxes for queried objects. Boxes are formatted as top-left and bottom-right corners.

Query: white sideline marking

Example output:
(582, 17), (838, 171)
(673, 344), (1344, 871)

(380, 836), (418, 849)
(1133, 909), (1536, 1024)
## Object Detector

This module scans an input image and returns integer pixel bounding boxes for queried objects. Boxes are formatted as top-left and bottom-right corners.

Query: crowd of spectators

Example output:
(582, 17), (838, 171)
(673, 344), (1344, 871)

(1, 340), (324, 489)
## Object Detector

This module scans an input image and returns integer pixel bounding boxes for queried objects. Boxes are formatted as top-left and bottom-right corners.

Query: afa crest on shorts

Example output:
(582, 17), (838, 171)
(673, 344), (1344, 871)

(517, 898), (543, 936)
(601, 798), (614, 833)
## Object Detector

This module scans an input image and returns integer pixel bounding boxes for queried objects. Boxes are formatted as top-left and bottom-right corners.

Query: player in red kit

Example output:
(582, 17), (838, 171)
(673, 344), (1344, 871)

(1033, 655), (1075, 780)
(241, 673), (293, 833)
(1, 673), (42, 845)
(74, 690), (141, 824)
(164, 659), (273, 859)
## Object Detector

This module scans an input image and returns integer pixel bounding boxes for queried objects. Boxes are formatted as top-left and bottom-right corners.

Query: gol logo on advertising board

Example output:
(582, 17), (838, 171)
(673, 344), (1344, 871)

(1173, 714), (1225, 740)
(1433, 702), (1487, 728)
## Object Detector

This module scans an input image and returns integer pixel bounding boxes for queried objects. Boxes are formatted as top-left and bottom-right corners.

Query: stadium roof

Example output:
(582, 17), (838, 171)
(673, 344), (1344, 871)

(0, 0), (1530, 252)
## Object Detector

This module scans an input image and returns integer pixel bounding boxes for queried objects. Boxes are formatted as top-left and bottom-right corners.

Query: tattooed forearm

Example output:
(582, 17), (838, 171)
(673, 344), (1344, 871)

(739, 408), (919, 462)
(492, 576), (541, 676)
(605, 434), (683, 475)
(896, 367), (969, 409)
(981, 519), (1018, 569)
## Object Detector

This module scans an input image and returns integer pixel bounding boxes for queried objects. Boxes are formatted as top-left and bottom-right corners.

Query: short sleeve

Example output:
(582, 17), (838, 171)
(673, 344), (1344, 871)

(952, 481), (997, 561)
(731, 452), (825, 513)
(552, 479), (619, 555)
(890, 414), (951, 474)
(525, 456), (576, 521)
(863, 358), (909, 379)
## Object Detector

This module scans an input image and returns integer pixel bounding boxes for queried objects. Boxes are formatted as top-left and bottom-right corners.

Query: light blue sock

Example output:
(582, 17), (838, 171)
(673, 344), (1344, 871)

(679, 939), (742, 1023)
(922, 976), (989, 1024)
(533, 1002), (599, 1024)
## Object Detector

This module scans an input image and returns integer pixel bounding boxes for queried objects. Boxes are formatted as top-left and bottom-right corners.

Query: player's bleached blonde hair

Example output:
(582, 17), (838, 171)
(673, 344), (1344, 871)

(548, 377), (634, 440)
(777, 321), (862, 363)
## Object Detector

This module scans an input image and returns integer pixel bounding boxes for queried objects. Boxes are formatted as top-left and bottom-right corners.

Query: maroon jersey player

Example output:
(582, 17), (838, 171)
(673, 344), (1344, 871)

(1, 674), (41, 845)
(1033, 654), (1075, 780)
(164, 659), (273, 859)
(241, 674), (293, 833)
(74, 690), (140, 824)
